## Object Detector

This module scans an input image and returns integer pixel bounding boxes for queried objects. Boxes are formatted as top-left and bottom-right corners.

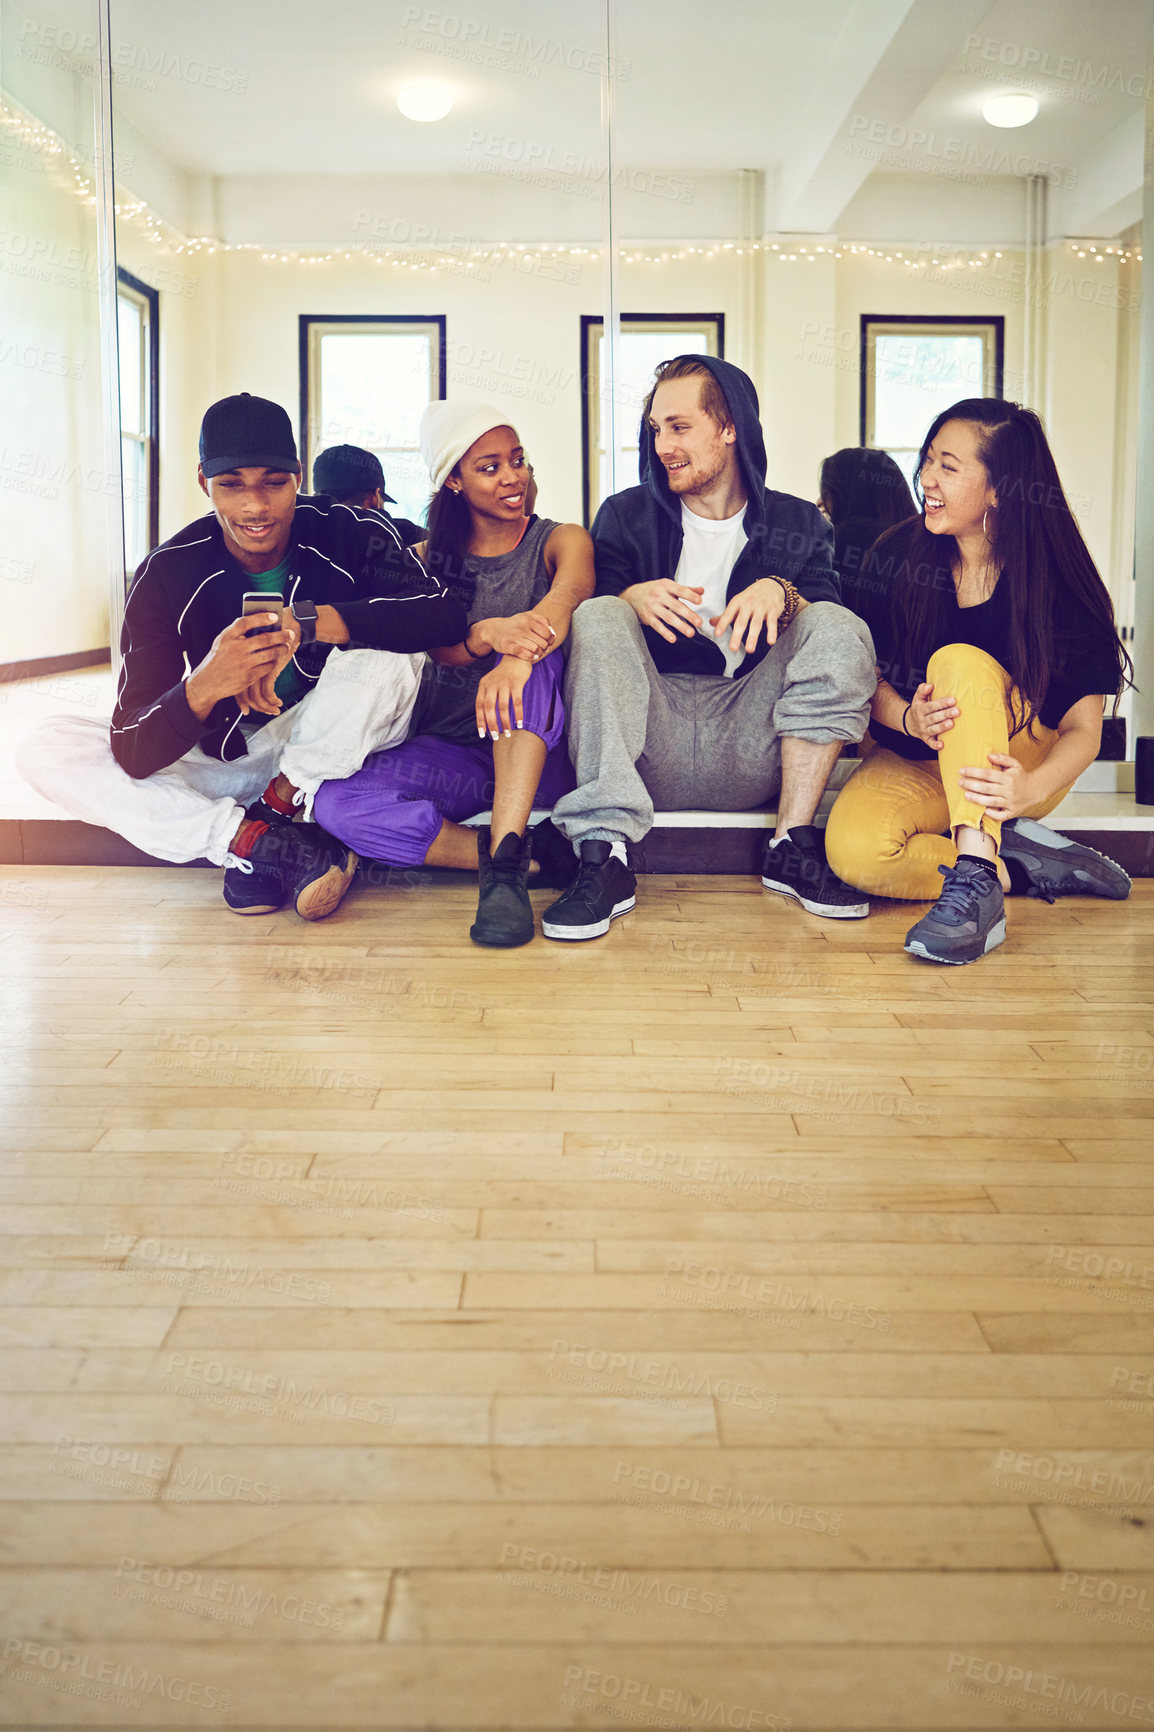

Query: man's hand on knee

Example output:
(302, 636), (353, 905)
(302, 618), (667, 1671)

(620, 579), (703, 644)
(711, 577), (794, 655)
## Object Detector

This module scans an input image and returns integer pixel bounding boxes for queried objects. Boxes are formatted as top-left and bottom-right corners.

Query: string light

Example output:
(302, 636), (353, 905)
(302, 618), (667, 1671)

(4, 97), (1141, 277)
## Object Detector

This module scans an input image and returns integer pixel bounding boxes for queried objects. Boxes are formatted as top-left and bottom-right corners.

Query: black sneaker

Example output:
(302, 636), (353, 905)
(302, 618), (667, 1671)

(233, 821), (358, 922)
(761, 826), (869, 919)
(528, 817), (578, 888)
(280, 823), (359, 921)
(471, 827), (534, 948)
(1000, 817), (1131, 903)
(904, 858), (1006, 964)
(541, 840), (636, 941)
(222, 818), (284, 915)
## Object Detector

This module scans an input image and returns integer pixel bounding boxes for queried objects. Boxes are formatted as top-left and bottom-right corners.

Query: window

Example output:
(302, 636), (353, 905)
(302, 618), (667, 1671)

(581, 313), (725, 525)
(116, 268), (159, 576)
(300, 316), (446, 526)
(860, 315), (1003, 487)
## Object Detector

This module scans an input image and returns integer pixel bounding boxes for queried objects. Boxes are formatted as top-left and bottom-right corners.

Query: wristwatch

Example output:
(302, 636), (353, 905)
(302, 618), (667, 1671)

(293, 599), (318, 648)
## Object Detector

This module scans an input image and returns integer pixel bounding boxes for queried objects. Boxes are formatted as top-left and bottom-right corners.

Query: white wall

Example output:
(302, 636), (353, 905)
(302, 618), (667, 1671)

(0, 113), (112, 663)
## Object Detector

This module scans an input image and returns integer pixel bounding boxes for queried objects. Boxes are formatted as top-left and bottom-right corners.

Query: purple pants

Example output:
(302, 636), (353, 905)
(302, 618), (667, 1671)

(313, 653), (574, 866)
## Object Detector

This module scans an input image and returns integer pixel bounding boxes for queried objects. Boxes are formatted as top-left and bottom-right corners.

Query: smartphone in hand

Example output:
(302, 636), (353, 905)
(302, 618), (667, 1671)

(242, 591), (284, 635)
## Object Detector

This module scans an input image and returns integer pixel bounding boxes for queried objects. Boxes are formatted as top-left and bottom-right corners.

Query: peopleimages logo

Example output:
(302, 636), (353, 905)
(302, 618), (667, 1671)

(945, 1652), (1154, 1722)
(0, 1638), (230, 1712)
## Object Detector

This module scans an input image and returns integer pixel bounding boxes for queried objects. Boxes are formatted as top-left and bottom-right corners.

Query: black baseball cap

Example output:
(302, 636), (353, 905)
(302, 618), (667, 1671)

(312, 444), (395, 502)
(199, 393), (299, 479)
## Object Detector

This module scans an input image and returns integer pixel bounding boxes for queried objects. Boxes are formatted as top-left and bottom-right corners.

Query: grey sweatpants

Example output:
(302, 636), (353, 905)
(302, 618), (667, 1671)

(550, 597), (876, 844)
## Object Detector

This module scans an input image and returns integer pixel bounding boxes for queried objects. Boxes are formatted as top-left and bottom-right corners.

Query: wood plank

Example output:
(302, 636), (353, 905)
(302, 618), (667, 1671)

(0, 866), (1149, 1728)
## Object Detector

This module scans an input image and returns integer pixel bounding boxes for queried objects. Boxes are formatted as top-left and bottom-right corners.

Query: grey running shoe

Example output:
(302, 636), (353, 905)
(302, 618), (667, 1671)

(904, 858), (1006, 965)
(1000, 816), (1131, 903)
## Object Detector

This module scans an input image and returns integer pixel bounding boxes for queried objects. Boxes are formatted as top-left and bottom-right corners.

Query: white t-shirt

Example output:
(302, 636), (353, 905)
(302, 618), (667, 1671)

(672, 501), (749, 677)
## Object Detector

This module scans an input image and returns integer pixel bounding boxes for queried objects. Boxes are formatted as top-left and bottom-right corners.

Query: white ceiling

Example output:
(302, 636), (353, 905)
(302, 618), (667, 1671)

(10, 0), (1150, 236)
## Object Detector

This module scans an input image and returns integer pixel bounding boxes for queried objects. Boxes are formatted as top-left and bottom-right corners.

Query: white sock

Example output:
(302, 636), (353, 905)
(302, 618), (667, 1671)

(608, 839), (628, 866)
(766, 832), (788, 848)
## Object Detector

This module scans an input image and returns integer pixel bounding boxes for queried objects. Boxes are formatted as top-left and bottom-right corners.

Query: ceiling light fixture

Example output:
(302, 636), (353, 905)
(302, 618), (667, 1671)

(982, 91), (1039, 128)
(396, 80), (454, 122)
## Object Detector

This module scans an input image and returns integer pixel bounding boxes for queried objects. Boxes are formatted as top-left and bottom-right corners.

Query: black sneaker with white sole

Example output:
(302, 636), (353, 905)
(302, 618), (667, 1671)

(541, 840), (636, 941)
(999, 816), (1131, 902)
(760, 825), (869, 919)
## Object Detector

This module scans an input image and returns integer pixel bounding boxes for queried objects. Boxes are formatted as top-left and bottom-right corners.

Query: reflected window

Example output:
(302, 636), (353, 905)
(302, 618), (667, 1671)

(861, 316), (1003, 487)
(117, 269), (159, 576)
(300, 316), (446, 527)
(581, 313), (725, 525)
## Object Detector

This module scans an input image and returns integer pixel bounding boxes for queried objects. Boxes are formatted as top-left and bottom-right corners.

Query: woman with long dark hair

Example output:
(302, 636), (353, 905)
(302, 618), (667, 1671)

(817, 446), (916, 620)
(824, 397), (1132, 964)
(314, 402), (591, 946)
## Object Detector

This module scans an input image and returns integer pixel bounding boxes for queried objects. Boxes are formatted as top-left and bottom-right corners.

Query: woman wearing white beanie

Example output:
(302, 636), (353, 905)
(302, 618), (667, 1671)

(314, 403), (593, 946)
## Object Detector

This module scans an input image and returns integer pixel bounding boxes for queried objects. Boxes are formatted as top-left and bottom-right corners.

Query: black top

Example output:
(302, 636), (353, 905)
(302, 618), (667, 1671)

(865, 543), (1120, 762)
(592, 354), (840, 680)
(110, 496), (467, 779)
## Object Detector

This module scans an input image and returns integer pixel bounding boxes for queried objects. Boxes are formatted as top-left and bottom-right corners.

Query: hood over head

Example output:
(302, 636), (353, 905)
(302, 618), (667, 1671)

(638, 355), (767, 525)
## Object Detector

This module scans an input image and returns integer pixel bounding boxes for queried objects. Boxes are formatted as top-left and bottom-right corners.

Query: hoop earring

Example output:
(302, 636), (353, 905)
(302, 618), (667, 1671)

(982, 508), (991, 537)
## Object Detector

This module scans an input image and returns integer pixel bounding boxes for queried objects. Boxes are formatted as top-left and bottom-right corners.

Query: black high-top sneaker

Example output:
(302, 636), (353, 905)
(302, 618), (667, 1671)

(528, 817), (578, 888)
(471, 827), (534, 948)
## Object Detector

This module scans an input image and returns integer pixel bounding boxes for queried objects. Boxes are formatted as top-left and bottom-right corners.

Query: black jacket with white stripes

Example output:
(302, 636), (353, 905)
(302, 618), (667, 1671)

(110, 496), (467, 779)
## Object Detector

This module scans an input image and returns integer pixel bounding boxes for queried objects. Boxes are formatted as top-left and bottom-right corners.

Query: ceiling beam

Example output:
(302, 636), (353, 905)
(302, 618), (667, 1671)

(776, 0), (996, 234)
(1056, 110), (1144, 238)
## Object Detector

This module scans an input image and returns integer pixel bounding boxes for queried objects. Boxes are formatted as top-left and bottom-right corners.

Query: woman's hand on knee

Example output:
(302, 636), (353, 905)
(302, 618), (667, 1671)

(907, 681), (959, 751)
(958, 752), (1035, 821)
(476, 657), (532, 740)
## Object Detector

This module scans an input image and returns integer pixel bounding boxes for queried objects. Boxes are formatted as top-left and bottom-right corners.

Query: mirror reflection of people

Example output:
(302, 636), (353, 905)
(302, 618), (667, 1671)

(541, 354), (877, 940)
(312, 444), (426, 546)
(824, 397), (1133, 966)
(817, 446), (916, 622)
(18, 394), (467, 921)
(313, 402), (593, 947)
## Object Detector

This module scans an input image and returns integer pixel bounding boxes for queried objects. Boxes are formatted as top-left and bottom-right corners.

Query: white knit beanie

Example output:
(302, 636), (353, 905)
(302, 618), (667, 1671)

(419, 400), (517, 492)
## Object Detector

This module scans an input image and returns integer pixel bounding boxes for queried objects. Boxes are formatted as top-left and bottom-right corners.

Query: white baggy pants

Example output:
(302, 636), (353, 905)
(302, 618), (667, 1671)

(17, 648), (422, 866)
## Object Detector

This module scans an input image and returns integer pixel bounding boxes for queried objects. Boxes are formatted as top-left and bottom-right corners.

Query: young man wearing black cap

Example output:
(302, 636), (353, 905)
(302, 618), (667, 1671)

(20, 393), (467, 919)
(312, 444), (426, 545)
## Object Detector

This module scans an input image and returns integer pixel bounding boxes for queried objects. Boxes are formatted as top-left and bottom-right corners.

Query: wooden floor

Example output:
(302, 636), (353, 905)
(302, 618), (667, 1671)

(1, 865), (1152, 1731)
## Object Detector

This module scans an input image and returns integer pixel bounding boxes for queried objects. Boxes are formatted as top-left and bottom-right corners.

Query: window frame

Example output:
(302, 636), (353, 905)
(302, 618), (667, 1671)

(580, 311), (725, 528)
(859, 313), (1004, 456)
(116, 266), (159, 578)
(298, 314), (447, 510)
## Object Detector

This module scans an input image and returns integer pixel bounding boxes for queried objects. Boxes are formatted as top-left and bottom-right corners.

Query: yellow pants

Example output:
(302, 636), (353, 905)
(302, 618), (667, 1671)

(825, 643), (1068, 901)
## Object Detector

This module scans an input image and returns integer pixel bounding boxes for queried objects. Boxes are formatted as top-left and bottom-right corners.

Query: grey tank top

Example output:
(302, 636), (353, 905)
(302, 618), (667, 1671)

(412, 515), (559, 743)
